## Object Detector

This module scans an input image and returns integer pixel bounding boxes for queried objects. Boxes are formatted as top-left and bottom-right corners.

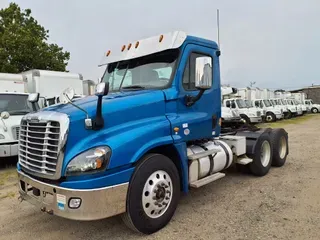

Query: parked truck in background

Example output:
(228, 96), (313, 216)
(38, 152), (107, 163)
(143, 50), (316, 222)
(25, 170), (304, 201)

(252, 99), (283, 122)
(0, 92), (39, 158)
(17, 31), (289, 234)
(305, 99), (320, 113)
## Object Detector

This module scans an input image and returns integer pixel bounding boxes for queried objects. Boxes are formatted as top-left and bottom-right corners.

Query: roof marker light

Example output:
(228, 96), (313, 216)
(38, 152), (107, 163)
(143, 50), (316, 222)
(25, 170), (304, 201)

(135, 41), (139, 48)
(127, 43), (132, 50)
(106, 50), (111, 57)
(159, 35), (164, 42)
(121, 45), (126, 52)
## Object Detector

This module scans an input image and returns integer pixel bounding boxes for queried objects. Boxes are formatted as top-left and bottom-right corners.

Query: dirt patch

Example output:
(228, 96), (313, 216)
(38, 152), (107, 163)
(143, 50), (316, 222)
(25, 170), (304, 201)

(0, 115), (319, 240)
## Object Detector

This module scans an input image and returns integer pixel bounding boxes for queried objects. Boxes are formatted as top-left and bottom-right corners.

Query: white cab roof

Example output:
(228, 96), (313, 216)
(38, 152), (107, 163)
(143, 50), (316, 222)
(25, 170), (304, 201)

(99, 31), (187, 66)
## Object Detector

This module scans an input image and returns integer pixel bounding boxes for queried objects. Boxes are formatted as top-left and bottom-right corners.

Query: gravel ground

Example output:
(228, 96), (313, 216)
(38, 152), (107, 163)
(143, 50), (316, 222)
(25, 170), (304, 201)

(0, 115), (319, 240)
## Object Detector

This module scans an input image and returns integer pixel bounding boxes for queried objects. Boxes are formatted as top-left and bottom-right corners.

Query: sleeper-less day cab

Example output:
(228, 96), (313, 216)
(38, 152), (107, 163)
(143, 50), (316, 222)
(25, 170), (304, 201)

(17, 31), (289, 234)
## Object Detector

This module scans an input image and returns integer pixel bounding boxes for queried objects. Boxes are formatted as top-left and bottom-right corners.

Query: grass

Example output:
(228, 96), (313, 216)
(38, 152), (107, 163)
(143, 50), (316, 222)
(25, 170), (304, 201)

(257, 114), (318, 128)
(0, 191), (16, 200)
(0, 167), (17, 186)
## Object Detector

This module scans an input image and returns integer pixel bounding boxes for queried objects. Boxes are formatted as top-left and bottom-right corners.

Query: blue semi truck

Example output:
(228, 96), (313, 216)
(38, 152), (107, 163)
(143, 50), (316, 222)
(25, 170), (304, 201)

(17, 31), (289, 234)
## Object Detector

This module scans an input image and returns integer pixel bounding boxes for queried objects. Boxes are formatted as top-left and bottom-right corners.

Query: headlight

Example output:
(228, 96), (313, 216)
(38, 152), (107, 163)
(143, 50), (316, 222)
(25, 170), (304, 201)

(0, 134), (5, 139)
(66, 146), (111, 176)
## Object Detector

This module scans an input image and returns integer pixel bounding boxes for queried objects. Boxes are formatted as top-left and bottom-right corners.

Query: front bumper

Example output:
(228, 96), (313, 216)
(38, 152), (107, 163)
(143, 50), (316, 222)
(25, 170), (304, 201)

(0, 143), (18, 157)
(297, 110), (303, 115)
(249, 116), (262, 123)
(18, 170), (128, 220)
(276, 114), (284, 120)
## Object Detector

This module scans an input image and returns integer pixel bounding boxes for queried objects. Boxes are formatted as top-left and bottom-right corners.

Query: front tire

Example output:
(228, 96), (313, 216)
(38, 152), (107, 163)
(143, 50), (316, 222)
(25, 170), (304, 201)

(285, 110), (292, 119)
(311, 107), (319, 113)
(122, 154), (180, 234)
(240, 114), (251, 124)
(265, 112), (276, 122)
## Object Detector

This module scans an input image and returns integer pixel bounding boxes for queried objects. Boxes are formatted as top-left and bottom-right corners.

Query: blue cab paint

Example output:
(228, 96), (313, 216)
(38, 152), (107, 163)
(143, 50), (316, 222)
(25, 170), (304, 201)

(20, 35), (221, 193)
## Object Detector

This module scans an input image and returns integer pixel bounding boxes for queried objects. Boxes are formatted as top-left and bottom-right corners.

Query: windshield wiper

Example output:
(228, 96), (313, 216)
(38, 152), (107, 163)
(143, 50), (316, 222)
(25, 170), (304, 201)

(121, 85), (146, 90)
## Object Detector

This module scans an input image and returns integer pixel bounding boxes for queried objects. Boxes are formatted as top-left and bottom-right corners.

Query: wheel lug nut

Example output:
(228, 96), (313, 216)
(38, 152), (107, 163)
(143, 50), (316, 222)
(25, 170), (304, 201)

(165, 197), (170, 200)
(166, 190), (170, 194)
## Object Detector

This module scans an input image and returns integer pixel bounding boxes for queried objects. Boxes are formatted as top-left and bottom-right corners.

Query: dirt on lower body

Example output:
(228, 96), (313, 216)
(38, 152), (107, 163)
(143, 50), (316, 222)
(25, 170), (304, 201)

(0, 115), (319, 240)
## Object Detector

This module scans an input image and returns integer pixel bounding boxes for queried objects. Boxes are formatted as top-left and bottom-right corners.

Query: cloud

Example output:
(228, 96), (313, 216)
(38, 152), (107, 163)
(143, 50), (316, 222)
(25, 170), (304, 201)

(2, 0), (320, 89)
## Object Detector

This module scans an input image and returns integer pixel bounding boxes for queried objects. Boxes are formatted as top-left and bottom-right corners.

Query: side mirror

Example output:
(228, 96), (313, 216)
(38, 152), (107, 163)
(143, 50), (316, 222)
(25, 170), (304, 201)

(28, 93), (40, 103)
(195, 56), (212, 90)
(0, 111), (10, 119)
(95, 82), (109, 96)
(60, 88), (75, 104)
(185, 56), (212, 107)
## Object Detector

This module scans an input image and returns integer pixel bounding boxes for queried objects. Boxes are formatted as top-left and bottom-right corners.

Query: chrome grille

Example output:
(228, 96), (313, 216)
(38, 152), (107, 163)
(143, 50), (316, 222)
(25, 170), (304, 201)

(12, 126), (20, 140)
(19, 120), (60, 176)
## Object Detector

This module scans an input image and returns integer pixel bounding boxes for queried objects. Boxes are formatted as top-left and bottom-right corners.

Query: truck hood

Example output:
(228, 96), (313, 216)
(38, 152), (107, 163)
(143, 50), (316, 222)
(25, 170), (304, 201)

(0, 115), (23, 143)
(41, 90), (169, 172)
(44, 90), (163, 122)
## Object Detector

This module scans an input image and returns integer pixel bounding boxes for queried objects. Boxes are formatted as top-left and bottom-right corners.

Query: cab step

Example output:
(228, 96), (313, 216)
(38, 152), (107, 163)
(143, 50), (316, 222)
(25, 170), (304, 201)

(236, 157), (253, 165)
(190, 172), (226, 188)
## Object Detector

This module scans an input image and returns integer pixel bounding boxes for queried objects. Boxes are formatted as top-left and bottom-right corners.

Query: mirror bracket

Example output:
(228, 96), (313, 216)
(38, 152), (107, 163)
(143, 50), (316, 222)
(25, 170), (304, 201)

(185, 89), (205, 107)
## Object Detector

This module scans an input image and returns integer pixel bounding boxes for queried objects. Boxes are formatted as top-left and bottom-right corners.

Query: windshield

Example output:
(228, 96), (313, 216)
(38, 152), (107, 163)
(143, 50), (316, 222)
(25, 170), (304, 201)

(236, 99), (247, 108)
(244, 100), (253, 107)
(0, 94), (34, 115)
(310, 100), (314, 104)
(102, 49), (179, 92)
(263, 100), (272, 107)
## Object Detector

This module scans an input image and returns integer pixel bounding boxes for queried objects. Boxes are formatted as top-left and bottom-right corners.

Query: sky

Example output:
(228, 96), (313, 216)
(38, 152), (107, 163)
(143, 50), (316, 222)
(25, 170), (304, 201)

(1, 0), (320, 90)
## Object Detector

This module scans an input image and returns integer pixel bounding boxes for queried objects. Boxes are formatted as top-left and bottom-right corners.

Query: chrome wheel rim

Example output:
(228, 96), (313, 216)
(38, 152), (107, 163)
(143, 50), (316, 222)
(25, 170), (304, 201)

(279, 136), (287, 159)
(260, 140), (271, 167)
(142, 170), (173, 219)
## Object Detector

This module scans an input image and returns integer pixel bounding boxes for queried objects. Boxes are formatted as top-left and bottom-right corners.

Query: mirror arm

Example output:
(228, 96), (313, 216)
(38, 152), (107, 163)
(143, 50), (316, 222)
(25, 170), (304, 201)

(65, 94), (89, 119)
(92, 95), (104, 130)
(185, 89), (206, 107)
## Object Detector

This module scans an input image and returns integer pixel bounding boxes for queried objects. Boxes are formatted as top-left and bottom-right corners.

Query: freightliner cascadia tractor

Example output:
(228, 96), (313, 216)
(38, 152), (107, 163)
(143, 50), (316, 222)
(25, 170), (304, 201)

(17, 31), (289, 234)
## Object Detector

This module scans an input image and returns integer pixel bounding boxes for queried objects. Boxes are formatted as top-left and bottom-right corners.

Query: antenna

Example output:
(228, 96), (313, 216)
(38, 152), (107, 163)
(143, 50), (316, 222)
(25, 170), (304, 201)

(217, 9), (220, 48)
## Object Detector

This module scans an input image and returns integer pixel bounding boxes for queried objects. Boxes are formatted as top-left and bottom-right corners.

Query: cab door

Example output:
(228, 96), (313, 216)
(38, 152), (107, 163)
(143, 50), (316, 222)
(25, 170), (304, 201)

(173, 44), (220, 142)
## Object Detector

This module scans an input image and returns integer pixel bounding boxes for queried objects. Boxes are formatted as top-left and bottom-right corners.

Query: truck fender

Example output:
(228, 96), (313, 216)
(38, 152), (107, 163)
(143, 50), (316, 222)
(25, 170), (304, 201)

(235, 128), (272, 155)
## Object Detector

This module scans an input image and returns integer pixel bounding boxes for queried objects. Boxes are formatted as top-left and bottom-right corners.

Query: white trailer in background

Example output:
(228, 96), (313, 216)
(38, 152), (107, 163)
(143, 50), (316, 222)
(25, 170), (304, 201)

(0, 73), (26, 93)
(83, 80), (96, 96)
(21, 70), (84, 107)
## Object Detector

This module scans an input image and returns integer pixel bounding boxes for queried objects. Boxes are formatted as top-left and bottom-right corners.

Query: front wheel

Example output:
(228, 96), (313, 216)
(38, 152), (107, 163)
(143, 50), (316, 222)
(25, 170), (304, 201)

(311, 107), (319, 113)
(265, 113), (276, 122)
(122, 154), (180, 234)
